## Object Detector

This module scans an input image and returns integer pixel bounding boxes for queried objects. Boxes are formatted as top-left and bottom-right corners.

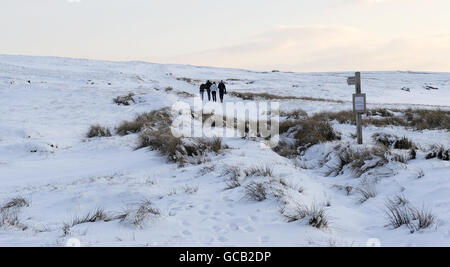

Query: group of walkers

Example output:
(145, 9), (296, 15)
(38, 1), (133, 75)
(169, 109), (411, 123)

(200, 80), (227, 103)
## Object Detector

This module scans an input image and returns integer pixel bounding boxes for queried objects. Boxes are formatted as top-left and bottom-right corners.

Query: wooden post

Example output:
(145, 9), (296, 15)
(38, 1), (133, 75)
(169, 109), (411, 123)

(355, 72), (363, 145)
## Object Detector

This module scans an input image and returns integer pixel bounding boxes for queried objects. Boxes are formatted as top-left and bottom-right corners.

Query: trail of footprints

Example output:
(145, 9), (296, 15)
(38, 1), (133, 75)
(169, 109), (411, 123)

(173, 195), (268, 245)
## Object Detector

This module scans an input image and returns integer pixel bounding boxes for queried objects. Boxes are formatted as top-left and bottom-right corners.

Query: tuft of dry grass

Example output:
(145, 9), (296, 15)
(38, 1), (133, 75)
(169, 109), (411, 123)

(355, 180), (377, 203)
(426, 145), (450, 161)
(244, 182), (267, 202)
(87, 125), (112, 138)
(275, 114), (341, 157)
(176, 91), (196, 98)
(117, 199), (160, 229)
(183, 185), (199, 195)
(281, 203), (329, 229)
(139, 125), (227, 166)
(1, 197), (29, 210)
(230, 91), (344, 103)
(293, 116), (341, 149)
(71, 208), (112, 225)
(113, 93), (135, 106)
(176, 77), (201, 85)
(314, 108), (450, 131)
(410, 148), (417, 160)
(373, 133), (416, 150)
(324, 145), (388, 177)
(385, 197), (436, 233)
(62, 208), (113, 235)
(133, 108), (228, 165)
(407, 109), (450, 131)
(0, 197), (30, 230)
(117, 108), (172, 136)
(390, 152), (408, 164)
(244, 165), (274, 178)
(222, 166), (242, 190)
(245, 105), (449, 132)
(281, 109), (308, 120)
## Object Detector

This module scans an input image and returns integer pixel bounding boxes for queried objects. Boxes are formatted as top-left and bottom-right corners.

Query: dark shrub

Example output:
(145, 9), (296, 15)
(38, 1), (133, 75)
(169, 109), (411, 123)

(410, 148), (417, 160)
(394, 137), (415, 150)
(426, 145), (450, 161)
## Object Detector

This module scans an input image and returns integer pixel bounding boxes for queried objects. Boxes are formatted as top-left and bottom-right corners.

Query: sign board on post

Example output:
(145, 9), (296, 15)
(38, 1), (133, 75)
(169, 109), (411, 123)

(353, 93), (367, 113)
(347, 77), (356, 86)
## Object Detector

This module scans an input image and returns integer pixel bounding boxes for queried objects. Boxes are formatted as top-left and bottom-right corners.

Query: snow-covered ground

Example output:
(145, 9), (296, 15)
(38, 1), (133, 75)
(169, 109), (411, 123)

(0, 54), (449, 247)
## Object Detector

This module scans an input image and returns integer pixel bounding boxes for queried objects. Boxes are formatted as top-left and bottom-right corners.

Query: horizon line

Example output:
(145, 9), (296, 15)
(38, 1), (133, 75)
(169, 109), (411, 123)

(1, 53), (449, 75)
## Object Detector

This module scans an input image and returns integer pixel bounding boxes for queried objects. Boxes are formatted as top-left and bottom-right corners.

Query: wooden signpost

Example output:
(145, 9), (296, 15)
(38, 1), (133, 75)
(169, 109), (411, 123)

(347, 72), (366, 145)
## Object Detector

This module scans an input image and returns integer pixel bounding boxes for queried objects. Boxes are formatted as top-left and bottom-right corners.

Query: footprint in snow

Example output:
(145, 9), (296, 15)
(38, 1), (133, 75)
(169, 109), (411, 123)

(229, 223), (240, 231)
(218, 236), (228, 243)
(182, 230), (192, 236)
(212, 225), (224, 233)
(244, 226), (255, 233)
(209, 216), (220, 222)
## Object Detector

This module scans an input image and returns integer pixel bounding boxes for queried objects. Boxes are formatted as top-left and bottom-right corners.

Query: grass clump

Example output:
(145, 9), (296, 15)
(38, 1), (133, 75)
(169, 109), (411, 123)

(230, 91), (344, 103)
(355, 180), (377, 203)
(385, 197), (436, 233)
(222, 166), (242, 190)
(136, 109), (228, 165)
(323, 108), (450, 130)
(325, 145), (388, 177)
(87, 125), (112, 138)
(426, 145), (450, 161)
(294, 116), (340, 148)
(117, 108), (172, 136)
(243, 165), (274, 178)
(313, 108), (450, 131)
(372, 133), (416, 150)
(117, 199), (161, 229)
(275, 113), (341, 157)
(113, 93), (135, 106)
(281, 203), (329, 229)
(0, 197), (30, 230)
(244, 182), (267, 202)
(62, 208), (113, 235)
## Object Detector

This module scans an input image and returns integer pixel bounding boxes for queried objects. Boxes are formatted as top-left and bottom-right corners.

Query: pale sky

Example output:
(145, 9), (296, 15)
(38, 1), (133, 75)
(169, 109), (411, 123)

(1, 0), (450, 71)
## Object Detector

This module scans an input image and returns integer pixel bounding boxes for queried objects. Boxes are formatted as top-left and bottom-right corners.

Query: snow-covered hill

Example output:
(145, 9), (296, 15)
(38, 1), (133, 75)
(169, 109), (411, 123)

(0, 55), (449, 247)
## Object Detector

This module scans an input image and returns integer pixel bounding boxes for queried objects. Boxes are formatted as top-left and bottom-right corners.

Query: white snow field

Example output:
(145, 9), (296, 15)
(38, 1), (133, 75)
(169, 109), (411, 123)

(0, 54), (449, 247)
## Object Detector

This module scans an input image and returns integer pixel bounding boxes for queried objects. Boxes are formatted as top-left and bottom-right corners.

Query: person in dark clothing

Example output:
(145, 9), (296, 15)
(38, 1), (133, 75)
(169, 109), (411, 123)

(199, 83), (206, 100)
(205, 80), (212, 101)
(218, 81), (227, 103)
